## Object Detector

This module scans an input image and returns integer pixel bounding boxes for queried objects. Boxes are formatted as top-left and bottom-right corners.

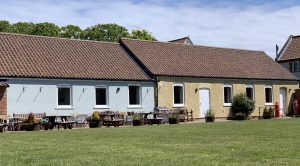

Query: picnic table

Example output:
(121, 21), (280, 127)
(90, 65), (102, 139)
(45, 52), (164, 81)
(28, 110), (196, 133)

(100, 111), (124, 127)
(42, 116), (75, 130)
(0, 119), (6, 132)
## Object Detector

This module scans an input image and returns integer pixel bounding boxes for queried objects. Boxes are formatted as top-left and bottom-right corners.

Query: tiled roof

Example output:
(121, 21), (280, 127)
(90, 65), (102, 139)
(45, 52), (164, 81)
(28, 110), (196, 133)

(277, 35), (300, 61)
(0, 82), (9, 87)
(121, 38), (297, 80)
(0, 33), (150, 81)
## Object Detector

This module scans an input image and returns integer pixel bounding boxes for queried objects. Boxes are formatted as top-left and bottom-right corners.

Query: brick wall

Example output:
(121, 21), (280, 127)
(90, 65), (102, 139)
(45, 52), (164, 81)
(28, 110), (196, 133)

(0, 87), (7, 119)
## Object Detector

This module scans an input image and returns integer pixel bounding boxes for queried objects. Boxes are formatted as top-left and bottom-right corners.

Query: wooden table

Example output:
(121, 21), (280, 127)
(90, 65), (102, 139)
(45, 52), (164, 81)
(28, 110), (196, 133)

(148, 118), (163, 125)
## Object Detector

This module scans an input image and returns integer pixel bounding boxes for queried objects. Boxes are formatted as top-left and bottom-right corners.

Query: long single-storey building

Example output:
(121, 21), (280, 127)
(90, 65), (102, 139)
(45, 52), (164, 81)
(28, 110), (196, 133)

(120, 38), (299, 118)
(0, 32), (298, 120)
(0, 33), (155, 119)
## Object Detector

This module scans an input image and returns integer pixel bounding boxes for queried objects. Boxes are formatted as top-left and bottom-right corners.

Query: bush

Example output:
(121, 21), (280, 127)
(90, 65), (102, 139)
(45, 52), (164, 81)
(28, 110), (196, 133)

(169, 114), (178, 124)
(231, 93), (255, 120)
(263, 107), (274, 119)
(204, 109), (215, 122)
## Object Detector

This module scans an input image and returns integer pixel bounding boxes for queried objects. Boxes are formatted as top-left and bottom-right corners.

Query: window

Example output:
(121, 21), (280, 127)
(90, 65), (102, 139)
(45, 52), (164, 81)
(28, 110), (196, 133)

(129, 85), (141, 106)
(265, 86), (273, 104)
(245, 85), (254, 100)
(295, 61), (300, 71)
(95, 86), (108, 107)
(57, 86), (71, 106)
(173, 83), (184, 107)
(224, 85), (232, 106)
(290, 62), (295, 72)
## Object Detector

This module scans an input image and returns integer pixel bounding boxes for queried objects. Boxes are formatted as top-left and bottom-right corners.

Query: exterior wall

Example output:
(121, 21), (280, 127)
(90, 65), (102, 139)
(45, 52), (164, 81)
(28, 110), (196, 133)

(6, 78), (155, 118)
(157, 76), (298, 118)
(278, 61), (300, 79)
(0, 87), (7, 119)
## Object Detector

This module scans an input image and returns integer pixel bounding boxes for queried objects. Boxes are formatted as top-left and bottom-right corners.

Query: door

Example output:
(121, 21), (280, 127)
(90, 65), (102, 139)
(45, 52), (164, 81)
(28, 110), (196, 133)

(199, 88), (210, 118)
(280, 88), (286, 116)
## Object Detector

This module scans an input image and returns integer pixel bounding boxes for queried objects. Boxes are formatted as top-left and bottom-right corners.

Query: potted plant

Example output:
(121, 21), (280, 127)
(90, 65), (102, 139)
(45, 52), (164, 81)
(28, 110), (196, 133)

(169, 114), (179, 124)
(87, 111), (101, 128)
(24, 112), (40, 131)
(204, 109), (215, 122)
(132, 114), (142, 126)
(263, 107), (274, 119)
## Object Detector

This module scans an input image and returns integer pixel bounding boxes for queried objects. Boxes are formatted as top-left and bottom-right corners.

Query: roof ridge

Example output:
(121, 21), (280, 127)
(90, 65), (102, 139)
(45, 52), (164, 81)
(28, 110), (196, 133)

(121, 37), (265, 53)
(168, 36), (190, 42)
(0, 32), (120, 45)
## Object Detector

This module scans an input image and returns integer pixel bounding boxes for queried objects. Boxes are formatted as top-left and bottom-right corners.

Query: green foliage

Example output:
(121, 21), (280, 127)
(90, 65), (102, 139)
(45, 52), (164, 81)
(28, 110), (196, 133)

(263, 107), (274, 119)
(82, 23), (129, 42)
(204, 109), (215, 118)
(169, 113), (177, 119)
(60, 24), (82, 39)
(0, 21), (156, 42)
(0, 20), (10, 32)
(133, 114), (140, 120)
(130, 29), (156, 41)
(91, 111), (100, 121)
(10, 22), (36, 35)
(24, 112), (38, 124)
(231, 93), (255, 118)
(33, 22), (60, 37)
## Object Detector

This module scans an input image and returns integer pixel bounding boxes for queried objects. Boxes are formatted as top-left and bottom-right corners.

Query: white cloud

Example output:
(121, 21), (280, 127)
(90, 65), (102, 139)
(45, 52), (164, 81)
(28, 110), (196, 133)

(0, 0), (300, 58)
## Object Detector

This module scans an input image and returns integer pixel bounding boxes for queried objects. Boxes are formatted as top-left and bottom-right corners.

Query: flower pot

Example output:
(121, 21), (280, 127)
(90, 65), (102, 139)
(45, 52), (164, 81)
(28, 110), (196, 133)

(133, 120), (142, 126)
(205, 117), (215, 123)
(89, 120), (101, 128)
(169, 118), (179, 124)
(25, 124), (40, 131)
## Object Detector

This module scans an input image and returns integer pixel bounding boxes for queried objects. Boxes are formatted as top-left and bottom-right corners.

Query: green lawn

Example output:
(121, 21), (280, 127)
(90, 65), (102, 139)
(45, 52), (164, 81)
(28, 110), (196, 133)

(1, 119), (300, 166)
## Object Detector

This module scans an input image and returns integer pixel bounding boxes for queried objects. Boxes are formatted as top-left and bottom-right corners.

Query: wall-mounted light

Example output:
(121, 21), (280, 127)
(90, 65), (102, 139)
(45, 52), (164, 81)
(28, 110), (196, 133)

(82, 88), (87, 93)
(289, 89), (291, 93)
(195, 88), (198, 93)
(22, 86), (27, 92)
(116, 87), (120, 94)
(39, 87), (44, 92)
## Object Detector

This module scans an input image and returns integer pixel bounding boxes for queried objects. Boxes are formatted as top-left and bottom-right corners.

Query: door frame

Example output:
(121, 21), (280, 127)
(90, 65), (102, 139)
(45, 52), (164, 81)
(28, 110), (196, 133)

(279, 87), (287, 116)
(199, 88), (211, 118)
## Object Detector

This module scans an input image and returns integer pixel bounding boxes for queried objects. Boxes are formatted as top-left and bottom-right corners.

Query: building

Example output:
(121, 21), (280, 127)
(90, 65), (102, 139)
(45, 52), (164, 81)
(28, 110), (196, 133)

(120, 38), (298, 118)
(276, 35), (300, 79)
(0, 33), (155, 119)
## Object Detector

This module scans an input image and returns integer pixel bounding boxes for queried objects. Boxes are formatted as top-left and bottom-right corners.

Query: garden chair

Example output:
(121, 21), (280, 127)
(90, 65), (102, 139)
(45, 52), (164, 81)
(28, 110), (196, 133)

(75, 114), (89, 127)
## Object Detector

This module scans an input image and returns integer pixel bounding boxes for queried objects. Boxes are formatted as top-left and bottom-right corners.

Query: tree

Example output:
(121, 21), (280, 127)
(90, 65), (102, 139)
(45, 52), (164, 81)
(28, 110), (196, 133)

(10, 22), (36, 35)
(130, 29), (156, 41)
(0, 20), (10, 32)
(82, 23), (129, 42)
(33, 22), (60, 37)
(60, 24), (82, 39)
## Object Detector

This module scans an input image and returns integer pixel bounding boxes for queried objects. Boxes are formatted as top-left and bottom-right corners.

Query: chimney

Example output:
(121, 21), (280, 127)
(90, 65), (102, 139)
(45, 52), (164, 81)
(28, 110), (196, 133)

(275, 44), (279, 60)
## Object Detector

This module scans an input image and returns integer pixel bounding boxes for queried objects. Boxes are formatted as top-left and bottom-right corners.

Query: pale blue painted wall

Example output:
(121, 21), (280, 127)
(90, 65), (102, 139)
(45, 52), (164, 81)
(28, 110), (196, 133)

(6, 78), (155, 117)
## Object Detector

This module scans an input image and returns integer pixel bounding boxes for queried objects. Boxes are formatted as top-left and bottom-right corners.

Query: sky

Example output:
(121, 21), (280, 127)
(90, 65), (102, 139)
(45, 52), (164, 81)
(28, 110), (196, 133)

(1, 0), (300, 58)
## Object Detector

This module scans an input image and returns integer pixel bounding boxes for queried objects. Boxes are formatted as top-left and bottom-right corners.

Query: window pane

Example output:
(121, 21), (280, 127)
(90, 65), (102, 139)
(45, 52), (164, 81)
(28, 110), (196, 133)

(295, 61), (299, 71)
(246, 87), (254, 100)
(291, 62), (295, 72)
(265, 87), (272, 103)
(58, 87), (70, 105)
(224, 87), (232, 103)
(129, 86), (140, 105)
(174, 86), (183, 104)
(96, 88), (107, 105)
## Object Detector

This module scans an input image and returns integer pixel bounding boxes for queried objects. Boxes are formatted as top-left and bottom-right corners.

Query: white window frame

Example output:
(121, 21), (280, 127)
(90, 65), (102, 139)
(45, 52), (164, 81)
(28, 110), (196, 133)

(94, 85), (109, 109)
(56, 85), (73, 109)
(245, 85), (255, 101)
(223, 84), (233, 106)
(264, 85), (273, 105)
(291, 62), (295, 72)
(173, 83), (185, 107)
(128, 84), (142, 108)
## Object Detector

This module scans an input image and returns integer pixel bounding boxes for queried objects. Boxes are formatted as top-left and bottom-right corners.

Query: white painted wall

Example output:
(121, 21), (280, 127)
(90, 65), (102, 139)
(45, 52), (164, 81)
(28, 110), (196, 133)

(6, 78), (155, 117)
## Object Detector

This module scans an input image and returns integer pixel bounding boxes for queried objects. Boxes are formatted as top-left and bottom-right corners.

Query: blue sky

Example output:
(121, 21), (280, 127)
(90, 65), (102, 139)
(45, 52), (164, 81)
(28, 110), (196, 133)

(1, 0), (300, 58)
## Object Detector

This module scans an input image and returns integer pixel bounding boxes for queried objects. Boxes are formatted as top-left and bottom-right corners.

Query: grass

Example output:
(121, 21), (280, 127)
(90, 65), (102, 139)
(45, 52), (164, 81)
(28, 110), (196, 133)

(1, 119), (300, 166)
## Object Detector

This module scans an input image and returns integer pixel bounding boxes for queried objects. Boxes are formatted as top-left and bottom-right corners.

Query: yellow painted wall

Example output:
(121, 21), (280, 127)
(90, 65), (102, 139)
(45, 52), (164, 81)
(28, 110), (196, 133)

(157, 76), (298, 118)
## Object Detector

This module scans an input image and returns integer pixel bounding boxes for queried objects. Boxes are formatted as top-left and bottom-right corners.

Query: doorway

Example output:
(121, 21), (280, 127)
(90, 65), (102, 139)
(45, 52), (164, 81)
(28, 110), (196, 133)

(199, 88), (210, 118)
